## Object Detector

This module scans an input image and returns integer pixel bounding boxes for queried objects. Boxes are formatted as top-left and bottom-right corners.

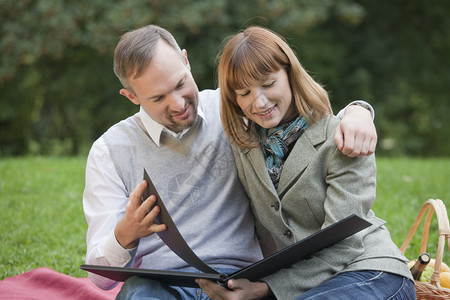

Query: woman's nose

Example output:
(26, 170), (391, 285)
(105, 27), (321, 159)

(252, 89), (269, 108)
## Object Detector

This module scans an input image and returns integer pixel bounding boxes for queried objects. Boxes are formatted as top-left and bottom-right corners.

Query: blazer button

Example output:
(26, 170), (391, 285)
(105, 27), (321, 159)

(283, 229), (293, 239)
(271, 202), (280, 211)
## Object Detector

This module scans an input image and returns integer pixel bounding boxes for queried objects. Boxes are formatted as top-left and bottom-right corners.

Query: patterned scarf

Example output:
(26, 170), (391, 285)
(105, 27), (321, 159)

(259, 117), (309, 189)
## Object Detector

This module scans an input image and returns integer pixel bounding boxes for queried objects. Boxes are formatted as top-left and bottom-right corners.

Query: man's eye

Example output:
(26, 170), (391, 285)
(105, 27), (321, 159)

(153, 96), (164, 102)
(176, 80), (185, 89)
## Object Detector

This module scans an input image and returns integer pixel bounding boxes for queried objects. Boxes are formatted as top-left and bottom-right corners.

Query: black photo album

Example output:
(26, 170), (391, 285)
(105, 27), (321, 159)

(80, 170), (371, 288)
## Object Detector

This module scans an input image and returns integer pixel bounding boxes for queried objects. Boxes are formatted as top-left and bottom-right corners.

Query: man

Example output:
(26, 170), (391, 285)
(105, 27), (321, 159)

(83, 24), (377, 299)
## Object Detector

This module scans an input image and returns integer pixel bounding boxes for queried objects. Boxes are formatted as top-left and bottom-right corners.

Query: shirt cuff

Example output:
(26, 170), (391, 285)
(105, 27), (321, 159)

(100, 232), (137, 267)
(336, 100), (375, 120)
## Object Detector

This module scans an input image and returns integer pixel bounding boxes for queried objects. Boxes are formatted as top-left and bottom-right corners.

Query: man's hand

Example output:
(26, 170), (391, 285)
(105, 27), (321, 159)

(196, 278), (271, 300)
(334, 105), (377, 157)
(114, 180), (167, 249)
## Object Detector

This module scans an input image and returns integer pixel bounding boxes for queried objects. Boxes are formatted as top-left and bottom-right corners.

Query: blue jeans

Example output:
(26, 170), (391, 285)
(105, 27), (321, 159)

(294, 270), (416, 300)
(115, 268), (237, 300)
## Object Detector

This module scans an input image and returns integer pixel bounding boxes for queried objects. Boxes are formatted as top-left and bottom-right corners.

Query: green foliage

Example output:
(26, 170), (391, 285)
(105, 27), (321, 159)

(0, 157), (448, 279)
(0, 0), (449, 156)
(300, 0), (450, 156)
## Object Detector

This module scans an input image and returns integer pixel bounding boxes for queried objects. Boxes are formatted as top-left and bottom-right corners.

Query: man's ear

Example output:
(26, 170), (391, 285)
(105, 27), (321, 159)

(182, 49), (191, 71)
(120, 88), (140, 105)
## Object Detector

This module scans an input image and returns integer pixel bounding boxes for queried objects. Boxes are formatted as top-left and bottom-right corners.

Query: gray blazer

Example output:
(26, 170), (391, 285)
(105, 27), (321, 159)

(232, 115), (412, 299)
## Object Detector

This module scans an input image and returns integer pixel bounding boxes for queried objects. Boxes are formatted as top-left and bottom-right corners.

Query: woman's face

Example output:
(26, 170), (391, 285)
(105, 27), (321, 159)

(234, 68), (296, 129)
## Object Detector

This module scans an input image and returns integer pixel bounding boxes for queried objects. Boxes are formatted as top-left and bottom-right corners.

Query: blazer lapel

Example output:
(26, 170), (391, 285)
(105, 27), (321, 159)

(277, 115), (330, 195)
(246, 147), (279, 198)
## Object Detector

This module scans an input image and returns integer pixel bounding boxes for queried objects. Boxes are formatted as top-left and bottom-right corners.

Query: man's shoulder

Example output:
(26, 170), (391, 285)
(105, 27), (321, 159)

(98, 113), (141, 145)
(198, 88), (220, 116)
(106, 113), (139, 132)
(199, 88), (220, 104)
(199, 88), (220, 97)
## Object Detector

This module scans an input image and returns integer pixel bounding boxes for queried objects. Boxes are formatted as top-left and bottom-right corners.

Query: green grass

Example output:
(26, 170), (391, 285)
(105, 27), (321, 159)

(0, 157), (87, 279)
(0, 156), (449, 280)
(374, 157), (450, 265)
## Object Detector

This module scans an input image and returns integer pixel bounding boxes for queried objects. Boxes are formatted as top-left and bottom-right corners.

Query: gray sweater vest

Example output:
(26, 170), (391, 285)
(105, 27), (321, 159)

(102, 89), (263, 271)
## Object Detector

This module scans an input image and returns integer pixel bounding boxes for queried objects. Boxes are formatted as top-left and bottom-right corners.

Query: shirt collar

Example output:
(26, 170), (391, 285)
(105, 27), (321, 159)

(139, 105), (206, 146)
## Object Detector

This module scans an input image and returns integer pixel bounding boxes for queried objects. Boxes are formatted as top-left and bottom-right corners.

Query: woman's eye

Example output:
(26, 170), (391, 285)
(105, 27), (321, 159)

(237, 90), (250, 97)
(263, 81), (275, 88)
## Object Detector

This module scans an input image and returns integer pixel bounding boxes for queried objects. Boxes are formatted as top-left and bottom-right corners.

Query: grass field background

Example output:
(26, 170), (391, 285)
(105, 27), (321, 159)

(0, 156), (449, 280)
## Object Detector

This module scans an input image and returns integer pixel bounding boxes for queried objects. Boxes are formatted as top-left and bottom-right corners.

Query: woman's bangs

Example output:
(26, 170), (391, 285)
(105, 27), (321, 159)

(229, 45), (280, 91)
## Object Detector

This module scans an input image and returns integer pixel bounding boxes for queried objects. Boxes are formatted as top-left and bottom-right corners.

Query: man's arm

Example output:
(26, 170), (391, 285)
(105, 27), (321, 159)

(335, 101), (377, 157)
(83, 139), (134, 289)
(114, 180), (167, 249)
(83, 138), (165, 289)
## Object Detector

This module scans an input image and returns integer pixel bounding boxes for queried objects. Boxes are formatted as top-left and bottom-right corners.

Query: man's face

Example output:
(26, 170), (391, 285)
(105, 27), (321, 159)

(121, 40), (199, 133)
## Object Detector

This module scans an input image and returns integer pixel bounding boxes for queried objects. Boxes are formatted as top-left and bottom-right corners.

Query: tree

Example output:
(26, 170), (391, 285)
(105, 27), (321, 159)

(303, 0), (450, 156)
(2, 0), (447, 156)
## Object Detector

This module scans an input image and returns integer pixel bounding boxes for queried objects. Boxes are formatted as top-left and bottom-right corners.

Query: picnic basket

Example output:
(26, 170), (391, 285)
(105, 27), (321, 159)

(400, 199), (450, 299)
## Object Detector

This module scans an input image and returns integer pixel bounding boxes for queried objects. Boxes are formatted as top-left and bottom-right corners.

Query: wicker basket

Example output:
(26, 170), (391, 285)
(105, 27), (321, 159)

(400, 199), (450, 299)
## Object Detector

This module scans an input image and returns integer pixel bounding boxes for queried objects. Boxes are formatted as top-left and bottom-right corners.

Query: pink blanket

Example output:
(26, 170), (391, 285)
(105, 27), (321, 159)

(0, 268), (122, 300)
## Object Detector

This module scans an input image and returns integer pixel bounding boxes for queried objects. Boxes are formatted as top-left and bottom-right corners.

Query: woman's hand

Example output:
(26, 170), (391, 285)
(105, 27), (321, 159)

(196, 278), (272, 300)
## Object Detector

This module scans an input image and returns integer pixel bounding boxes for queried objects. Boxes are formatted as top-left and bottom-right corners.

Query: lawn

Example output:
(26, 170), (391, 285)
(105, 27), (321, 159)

(0, 156), (449, 280)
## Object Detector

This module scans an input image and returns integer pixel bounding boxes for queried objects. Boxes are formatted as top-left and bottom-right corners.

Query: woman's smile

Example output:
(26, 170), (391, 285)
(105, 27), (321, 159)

(254, 105), (276, 117)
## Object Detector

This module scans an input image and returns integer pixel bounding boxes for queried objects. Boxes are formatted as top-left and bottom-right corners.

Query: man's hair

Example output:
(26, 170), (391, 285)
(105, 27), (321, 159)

(218, 26), (332, 149)
(113, 25), (182, 94)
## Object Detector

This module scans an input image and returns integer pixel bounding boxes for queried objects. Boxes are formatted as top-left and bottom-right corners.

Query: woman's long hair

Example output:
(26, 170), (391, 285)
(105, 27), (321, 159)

(218, 26), (332, 149)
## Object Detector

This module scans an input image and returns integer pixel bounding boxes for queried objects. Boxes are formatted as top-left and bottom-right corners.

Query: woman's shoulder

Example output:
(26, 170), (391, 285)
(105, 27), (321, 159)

(304, 114), (339, 143)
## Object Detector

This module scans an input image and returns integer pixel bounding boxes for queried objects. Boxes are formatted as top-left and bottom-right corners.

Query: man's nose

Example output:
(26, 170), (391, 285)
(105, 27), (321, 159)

(167, 92), (185, 111)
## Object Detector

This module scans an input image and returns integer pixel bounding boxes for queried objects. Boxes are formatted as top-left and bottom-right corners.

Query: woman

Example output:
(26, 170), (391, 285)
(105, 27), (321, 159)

(197, 26), (415, 299)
